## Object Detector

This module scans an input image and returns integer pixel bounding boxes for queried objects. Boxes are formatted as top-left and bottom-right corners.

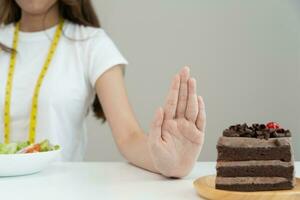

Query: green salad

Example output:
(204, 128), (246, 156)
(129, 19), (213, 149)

(0, 139), (59, 154)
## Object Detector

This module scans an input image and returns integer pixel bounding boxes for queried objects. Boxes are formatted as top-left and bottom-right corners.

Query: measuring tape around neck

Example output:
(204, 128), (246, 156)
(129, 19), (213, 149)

(3, 19), (64, 144)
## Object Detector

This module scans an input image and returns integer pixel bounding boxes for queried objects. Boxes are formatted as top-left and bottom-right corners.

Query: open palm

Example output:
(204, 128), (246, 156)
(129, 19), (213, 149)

(148, 67), (206, 177)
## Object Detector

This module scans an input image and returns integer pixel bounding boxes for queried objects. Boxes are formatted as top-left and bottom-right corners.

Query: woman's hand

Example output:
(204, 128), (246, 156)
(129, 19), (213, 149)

(148, 67), (206, 178)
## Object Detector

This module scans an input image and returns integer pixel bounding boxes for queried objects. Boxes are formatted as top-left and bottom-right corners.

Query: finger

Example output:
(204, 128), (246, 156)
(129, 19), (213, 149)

(185, 78), (198, 122)
(176, 66), (190, 118)
(149, 107), (164, 142)
(196, 96), (206, 132)
(164, 75), (180, 119)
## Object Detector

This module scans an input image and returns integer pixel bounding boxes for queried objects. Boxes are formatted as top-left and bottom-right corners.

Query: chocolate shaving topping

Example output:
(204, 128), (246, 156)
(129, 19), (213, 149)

(222, 123), (292, 139)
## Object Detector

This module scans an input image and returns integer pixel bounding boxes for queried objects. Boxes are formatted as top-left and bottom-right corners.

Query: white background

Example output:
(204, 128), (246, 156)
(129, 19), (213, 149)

(85, 0), (300, 161)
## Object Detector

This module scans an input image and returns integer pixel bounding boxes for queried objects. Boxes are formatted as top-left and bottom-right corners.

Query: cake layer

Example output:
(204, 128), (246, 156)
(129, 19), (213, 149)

(216, 160), (294, 178)
(217, 136), (291, 148)
(217, 137), (292, 161)
(215, 177), (295, 192)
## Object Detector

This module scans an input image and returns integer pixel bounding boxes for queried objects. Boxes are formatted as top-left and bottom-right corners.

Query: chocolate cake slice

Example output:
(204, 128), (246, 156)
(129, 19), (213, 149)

(215, 122), (296, 192)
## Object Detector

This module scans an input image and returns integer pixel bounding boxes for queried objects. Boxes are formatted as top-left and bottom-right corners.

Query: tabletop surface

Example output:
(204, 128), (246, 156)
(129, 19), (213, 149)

(1, 162), (299, 200)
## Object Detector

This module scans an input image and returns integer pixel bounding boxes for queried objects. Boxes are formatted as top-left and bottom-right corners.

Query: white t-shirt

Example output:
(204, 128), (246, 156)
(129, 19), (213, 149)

(0, 20), (128, 161)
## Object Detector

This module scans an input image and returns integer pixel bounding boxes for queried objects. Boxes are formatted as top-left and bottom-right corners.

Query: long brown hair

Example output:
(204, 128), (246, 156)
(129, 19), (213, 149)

(0, 0), (106, 121)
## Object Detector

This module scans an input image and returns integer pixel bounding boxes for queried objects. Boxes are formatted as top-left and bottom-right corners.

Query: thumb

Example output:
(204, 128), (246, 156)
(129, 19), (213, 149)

(149, 107), (164, 142)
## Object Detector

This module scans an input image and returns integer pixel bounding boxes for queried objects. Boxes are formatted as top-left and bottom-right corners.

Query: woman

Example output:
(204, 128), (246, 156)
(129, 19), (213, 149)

(0, 0), (206, 178)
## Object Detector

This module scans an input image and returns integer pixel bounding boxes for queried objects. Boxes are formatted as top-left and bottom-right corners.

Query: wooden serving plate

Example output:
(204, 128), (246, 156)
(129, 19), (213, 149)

(194, 175), (300, 200)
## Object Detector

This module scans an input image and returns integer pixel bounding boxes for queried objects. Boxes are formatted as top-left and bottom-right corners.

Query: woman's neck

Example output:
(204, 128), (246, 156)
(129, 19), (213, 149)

(19, 4), (60, 32)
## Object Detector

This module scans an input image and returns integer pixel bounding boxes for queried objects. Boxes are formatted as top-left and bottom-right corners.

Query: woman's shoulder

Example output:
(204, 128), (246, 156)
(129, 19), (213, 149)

(64, 20), (108, 41)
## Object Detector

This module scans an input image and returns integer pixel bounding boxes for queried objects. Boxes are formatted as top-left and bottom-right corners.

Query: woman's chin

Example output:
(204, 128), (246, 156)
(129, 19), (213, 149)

(16, 0), (58, 16)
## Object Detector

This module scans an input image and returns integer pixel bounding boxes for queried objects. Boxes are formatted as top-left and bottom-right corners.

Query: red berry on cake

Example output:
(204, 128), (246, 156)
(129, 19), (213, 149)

(266, 122), (280, 129)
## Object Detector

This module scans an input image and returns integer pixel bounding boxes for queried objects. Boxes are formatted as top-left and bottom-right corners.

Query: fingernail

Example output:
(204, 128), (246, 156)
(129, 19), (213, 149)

(185, 66), (190, 73)
(174, 75), (180, 83)
(156, 107), (161, 114)
(158, 107), (163, 115)
(185, 66), (190, 76)
(181, 66), (190, 76)
(189, 77), (196, 84)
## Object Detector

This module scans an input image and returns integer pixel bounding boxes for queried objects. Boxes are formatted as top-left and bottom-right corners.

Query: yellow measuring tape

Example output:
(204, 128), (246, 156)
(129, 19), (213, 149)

(3, 19), (64, 144)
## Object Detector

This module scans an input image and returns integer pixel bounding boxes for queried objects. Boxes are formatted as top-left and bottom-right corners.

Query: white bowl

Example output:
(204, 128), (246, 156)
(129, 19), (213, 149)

(0, 149), (61, 177)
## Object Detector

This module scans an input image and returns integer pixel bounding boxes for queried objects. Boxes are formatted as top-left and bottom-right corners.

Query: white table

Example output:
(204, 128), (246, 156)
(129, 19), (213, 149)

(0, 162), (299, 200)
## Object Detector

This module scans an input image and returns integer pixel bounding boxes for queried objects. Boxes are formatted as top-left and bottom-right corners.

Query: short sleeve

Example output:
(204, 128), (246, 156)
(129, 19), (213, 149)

(87, 30), (128, 87)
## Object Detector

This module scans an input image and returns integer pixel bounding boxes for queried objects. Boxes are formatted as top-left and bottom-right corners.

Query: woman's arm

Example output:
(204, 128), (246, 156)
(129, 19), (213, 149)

(94, 65), (158, 173)
(95, 65), (206, 177)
